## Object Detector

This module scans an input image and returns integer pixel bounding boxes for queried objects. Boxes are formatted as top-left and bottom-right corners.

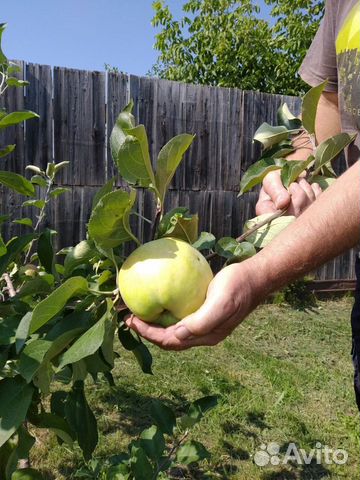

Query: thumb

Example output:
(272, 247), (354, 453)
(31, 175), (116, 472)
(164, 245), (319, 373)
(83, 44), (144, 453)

(174, 294), (233, 341)
(263, 171), (291, 210)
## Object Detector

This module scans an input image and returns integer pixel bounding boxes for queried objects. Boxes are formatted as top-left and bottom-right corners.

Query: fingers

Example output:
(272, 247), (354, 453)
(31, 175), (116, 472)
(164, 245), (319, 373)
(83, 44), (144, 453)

(125, 316), (192, 351)
(262, 170), (291, 210)
(288, 180), (322, 216)
(311, 182), (322, 198)
(256, 188), (278, 215)
(174, 293), (237, 339)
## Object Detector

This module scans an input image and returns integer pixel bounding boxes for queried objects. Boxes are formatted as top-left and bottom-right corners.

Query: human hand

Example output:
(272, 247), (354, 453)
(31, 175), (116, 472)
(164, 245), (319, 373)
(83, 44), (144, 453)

(125, 260), (266, 350)
(256, 170), (322, 217)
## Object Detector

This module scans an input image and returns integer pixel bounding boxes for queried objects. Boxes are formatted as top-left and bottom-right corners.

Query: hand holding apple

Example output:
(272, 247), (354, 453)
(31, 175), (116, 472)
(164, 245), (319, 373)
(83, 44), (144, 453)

(118, 237), (213, 327)
(125, 259), (265, 350)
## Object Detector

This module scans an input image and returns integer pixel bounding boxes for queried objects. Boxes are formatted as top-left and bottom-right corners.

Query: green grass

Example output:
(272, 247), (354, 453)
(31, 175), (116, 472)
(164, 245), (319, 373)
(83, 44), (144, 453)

(32, 298), (359, 479)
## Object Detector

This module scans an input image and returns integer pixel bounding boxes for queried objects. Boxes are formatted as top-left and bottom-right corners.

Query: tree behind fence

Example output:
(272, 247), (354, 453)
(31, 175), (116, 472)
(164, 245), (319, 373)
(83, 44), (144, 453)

(0, 61), (355, 280)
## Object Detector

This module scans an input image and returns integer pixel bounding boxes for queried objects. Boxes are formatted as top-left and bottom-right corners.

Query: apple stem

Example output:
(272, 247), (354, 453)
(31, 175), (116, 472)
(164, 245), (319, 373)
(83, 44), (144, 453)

(151, 203), (163, 240)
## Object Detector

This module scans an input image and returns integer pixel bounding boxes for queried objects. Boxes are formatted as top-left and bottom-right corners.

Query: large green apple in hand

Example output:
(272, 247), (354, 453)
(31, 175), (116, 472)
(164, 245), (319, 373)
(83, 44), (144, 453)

(118, 238), (213, 327)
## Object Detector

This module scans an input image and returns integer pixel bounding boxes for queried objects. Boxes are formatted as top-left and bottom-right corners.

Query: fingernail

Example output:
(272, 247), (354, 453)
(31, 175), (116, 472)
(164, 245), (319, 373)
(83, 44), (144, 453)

(175, 325), (192, 340)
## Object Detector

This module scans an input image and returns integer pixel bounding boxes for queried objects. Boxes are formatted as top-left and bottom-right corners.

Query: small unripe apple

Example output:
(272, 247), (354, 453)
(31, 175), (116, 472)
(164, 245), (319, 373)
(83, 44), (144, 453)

(19, 264), (38, 278)
(118, 237), (213, 327)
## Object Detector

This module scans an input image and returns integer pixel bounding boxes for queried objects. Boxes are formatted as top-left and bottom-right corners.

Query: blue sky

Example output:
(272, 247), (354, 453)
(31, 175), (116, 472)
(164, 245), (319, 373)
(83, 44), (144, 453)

(1, 0), (271, 75)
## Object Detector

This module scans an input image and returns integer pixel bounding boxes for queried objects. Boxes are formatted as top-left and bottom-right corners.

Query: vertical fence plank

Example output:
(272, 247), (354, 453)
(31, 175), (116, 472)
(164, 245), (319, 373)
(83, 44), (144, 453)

(53, 67), (106, 186)
(25, 63), (53, 170)
(106, 72), (129, 183)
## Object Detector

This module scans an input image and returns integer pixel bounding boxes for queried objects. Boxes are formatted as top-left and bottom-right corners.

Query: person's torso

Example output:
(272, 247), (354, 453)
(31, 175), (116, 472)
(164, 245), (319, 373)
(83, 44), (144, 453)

(333, 0), (360, 165)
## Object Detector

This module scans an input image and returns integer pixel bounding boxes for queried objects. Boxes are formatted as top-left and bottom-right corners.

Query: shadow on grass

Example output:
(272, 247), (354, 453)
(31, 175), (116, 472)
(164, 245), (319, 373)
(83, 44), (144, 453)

(260, 440), (332, 480)
(260, 460), (331, 480)
(94, 385), (183, 435)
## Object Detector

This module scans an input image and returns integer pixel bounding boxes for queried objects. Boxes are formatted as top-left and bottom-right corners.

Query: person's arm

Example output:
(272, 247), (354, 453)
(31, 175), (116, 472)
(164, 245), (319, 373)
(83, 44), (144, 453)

(126, 160), (360, 350)
(256, 92), (342, 216)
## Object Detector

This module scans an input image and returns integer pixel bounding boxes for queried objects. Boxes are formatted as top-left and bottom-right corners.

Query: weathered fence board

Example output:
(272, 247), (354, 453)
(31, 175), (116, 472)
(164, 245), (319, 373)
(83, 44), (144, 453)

(0, 61), (356, 281)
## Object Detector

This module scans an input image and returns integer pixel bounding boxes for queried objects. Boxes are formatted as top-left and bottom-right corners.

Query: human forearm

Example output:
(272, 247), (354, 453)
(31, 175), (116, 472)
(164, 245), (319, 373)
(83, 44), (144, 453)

(253, 161), (360, 295)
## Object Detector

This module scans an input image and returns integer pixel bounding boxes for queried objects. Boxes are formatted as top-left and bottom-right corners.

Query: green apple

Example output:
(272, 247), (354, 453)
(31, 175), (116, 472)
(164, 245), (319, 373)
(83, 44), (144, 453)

(118, 237), (213, 327)
(12, 469), (44, 480)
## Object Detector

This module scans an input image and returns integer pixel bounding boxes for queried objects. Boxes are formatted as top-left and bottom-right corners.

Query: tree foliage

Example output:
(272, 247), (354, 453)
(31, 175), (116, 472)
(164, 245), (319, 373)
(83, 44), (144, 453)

(151, 0), (324, 95)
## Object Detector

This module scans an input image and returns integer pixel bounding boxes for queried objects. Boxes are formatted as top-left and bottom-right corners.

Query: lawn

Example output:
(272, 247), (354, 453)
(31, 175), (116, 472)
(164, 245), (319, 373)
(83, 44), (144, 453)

(31, 297), (359, 479)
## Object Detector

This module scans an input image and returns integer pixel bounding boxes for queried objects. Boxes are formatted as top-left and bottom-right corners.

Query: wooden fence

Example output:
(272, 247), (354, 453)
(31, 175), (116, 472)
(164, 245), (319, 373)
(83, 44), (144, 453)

(0, 61), (356, 281)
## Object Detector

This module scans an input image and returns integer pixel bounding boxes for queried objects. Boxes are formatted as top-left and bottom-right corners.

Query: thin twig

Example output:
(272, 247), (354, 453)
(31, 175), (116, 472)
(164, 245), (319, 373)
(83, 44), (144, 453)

(206, 207), (288, 261)
(153, 430), (189, 479)
(2, 273), (16, 297)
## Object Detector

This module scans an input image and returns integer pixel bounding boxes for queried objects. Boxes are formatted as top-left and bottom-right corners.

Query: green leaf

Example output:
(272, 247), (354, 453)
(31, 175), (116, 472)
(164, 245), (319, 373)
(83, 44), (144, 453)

(118, 324), (141, 351)
(175, 440), (210, 465)
(49, 187), (70, 198)
(150, 400), (176, 436)
(29, 277), (88, 334)
(18, 339), (52, 383)
(0, 236), (6, 256)
(157, 207), (198, 243)
(101, 314), (116, 368)
(312, 133), (357, 176)
(30, 412), (75, 446)
(179, 395), (218, 429)
(155, 134), (194, 205)
(22, 199), (45, 209)
(58, 299), (113, 368)
(30, 175), (47, 187)
(228, 242), (257, 263)
(133, 343), (153, 375)
(0, 144), (15, 158)
(15, 277), (52, 299)
(260, 142), (295, 160)
(0, 316), (19, 345)
(280, 157), (314, 188)
(0, 172), (35, 197)
(6, 78), (29, 88)
(0, 234), (36, 276)
(38, 229), (57, 275)
(15, 312), (33, 354)
(244, 214), (296, 248)
(12, 218), (33, 227)
(0, 23), (8, 66)
(65, 382), (98, 461)
(309, 175), (336, 190)
(11, 468), (44, 480)
(192, 232), (216, 251)
(239, 157), (286, 196)
(92, 177), (115, 209)
(215, 237), (238, 259)
(88, 189), (138, 249)
(64, 240), (96, 277)
(129, 444), (154, 480)
(140, 425), (165, 461)
(25, 165), (43, 175)
(301, 80), (328, 135)
(277, 103), (302, 130)
(110, 103), (156, 188)
(215, 239), (256, 262)
(0, 376), (34, 447)
(0, 111), (39, 129)
(253, 123), (297, 150)
(53, 161), (70, 173)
